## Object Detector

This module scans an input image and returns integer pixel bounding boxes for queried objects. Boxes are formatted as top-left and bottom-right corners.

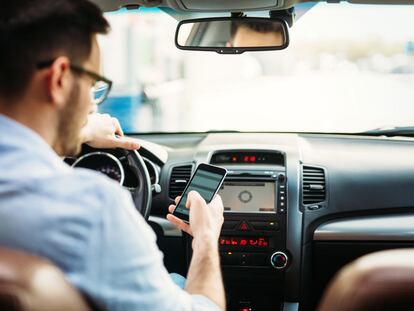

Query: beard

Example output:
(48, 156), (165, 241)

(54, 83), (85, 157)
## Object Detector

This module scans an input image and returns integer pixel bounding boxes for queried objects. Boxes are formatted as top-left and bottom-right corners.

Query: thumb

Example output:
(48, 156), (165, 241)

(186, 191), (204, 208)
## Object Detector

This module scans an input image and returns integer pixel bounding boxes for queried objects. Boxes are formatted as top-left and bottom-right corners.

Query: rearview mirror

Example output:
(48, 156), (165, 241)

(175, 17), (289, 54)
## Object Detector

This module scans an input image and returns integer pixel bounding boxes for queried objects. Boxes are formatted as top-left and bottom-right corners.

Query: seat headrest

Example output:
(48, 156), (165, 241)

(0, 247), (91, 311)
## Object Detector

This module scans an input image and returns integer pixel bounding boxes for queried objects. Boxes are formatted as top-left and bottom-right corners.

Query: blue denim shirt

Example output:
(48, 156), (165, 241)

(0, 114), (219, 311)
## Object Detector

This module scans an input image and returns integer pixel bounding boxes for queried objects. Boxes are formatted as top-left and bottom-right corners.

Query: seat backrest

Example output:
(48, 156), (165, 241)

(318, 249), (414, 311)
(0, 247), (91, 311)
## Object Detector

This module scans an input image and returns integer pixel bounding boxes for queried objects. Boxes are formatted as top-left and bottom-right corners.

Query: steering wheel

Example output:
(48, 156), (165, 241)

(70, 146), (152, 220)
(122, 149), (152, 219)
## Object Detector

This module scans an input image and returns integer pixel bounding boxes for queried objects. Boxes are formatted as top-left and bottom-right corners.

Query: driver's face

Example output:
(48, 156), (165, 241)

(56, 36), (101, 156)
(229, 26), (284, 48)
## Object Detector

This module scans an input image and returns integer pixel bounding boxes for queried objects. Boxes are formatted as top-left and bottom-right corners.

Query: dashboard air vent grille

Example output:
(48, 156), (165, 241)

(302, 166), (326, 205)
(169, 165), (192, 199)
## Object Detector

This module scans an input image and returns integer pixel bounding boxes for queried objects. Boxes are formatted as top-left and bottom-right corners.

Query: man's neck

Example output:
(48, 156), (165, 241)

(0, 99), (57, 149)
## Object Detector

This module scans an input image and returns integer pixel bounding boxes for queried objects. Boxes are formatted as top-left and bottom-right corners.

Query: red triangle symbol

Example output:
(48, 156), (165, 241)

(240, 222), (248, 231)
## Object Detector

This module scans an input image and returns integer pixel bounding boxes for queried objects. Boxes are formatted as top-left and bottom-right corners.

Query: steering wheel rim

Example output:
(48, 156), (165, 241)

(124, 149), (152, 220)
(70, 146), (152, 220)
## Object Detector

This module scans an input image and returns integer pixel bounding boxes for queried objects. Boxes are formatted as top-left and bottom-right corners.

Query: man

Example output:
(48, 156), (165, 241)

(226, 20), (285, 48)
(0, 1), (225, 310)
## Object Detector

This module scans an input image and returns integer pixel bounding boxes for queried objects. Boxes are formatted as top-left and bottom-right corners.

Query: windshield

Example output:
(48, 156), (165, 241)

(99, 3), (414, 134)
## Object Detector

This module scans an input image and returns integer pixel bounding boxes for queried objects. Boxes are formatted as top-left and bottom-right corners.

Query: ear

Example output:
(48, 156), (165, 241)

(47, 57), (72, 109)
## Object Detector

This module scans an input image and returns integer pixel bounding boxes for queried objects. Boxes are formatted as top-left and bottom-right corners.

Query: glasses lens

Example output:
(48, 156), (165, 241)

(91, 80), (109, 105)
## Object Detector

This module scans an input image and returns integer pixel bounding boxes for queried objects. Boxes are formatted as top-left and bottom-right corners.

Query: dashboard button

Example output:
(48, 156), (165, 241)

(270, 251), (288, 270)
(238, 221), (251, 231)
(240, 253), (250, 265)
(251, 221), (279, 231)
(222, 221), (239, 230)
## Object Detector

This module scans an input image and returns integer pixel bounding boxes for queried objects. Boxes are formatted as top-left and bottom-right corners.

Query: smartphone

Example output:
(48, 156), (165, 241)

(172, 163), (227, 222)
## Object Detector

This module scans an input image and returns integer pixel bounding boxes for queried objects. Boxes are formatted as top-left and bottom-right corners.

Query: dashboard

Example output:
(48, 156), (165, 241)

(72, 132), (414, 311)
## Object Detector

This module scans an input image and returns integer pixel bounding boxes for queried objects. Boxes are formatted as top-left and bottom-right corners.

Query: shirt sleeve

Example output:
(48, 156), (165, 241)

(69, 182), (221, 311)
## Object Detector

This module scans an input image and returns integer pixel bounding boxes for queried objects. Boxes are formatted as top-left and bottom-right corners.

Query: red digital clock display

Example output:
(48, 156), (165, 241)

(219, 236), (269, 247)
(211, 151), (284, 165)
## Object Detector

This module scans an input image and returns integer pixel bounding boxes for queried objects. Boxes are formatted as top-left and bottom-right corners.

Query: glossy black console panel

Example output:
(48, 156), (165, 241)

(217, 167), (288, 310)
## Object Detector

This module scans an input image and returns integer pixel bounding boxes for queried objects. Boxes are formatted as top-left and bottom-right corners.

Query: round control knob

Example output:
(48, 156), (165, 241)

(270, 251), (288, 270)
(278, 174), (286, 183)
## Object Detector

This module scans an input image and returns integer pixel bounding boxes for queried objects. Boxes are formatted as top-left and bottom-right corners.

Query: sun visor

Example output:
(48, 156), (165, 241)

(177, 0), (280, 11)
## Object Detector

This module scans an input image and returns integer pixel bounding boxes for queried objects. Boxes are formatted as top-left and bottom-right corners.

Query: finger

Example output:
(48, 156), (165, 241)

(210, 194), (223, 206)
(168, 204), (176, 213)
(107, 136), (140, 150)
(120, 137), (140, 150)
(166, 214), (192, 236)
(112, 117), (124, 137)
(185, 193), (192, 209)
(174, 196), (181, 205)
(186, 191), (204, 209)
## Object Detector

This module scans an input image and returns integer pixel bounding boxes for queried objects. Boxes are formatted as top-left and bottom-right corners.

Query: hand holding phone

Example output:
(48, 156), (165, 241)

(171, 163), (227, 223)
(167, 164), (227, 234)
(168, 191), (224, 240)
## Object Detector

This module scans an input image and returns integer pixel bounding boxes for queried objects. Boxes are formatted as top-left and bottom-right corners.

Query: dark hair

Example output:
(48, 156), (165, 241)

(230, 20), (283, 40)
(0, 0), (110, 99)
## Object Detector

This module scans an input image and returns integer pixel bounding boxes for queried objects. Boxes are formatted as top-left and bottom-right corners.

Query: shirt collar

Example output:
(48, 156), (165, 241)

(0, 114), (69, 172)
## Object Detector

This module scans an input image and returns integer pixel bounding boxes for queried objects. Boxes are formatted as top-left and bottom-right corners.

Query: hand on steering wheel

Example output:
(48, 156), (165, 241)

(81, 113), (141, 150)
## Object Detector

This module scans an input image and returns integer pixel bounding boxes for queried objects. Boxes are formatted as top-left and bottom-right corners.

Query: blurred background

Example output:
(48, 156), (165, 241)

(98, 2), (414, 133)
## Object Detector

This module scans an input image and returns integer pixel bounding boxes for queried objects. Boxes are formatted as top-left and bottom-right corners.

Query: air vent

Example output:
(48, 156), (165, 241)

(302, 166), (326, 205)
(169, 165), (192, 199)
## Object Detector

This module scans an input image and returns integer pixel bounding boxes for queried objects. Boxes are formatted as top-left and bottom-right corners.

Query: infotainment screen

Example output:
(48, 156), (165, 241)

(218, 181), (276, 212)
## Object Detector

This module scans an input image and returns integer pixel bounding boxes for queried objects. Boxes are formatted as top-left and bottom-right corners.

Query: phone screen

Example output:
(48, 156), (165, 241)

(173, 164), (227, 221)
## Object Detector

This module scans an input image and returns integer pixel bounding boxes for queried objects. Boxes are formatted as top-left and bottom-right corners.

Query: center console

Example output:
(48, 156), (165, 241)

(211, 150), (288, 310)
(219, 169), (287, 270)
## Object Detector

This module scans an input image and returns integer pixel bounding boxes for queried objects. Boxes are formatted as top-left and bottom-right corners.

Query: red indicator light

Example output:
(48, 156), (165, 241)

(244, 156), (249, 162)
(250, 156), (256, 162)
(239, 222), (248, 231)
(220, 237), (269, 248)
(231, 156), (237, 162)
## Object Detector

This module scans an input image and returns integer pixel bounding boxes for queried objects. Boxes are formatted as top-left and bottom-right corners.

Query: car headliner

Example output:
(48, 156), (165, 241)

(93, 0), (414, 13)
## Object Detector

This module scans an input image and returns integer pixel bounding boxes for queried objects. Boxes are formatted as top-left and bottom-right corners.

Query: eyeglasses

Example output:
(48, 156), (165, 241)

(37, 60), (113, 105)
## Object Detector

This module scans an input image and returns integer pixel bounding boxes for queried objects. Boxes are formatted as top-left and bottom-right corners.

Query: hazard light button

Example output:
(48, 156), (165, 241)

(238, 221), (251, 232)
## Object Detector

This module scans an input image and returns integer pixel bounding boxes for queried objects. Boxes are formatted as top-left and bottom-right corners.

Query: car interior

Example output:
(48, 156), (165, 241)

(2, 0), (414, 310)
